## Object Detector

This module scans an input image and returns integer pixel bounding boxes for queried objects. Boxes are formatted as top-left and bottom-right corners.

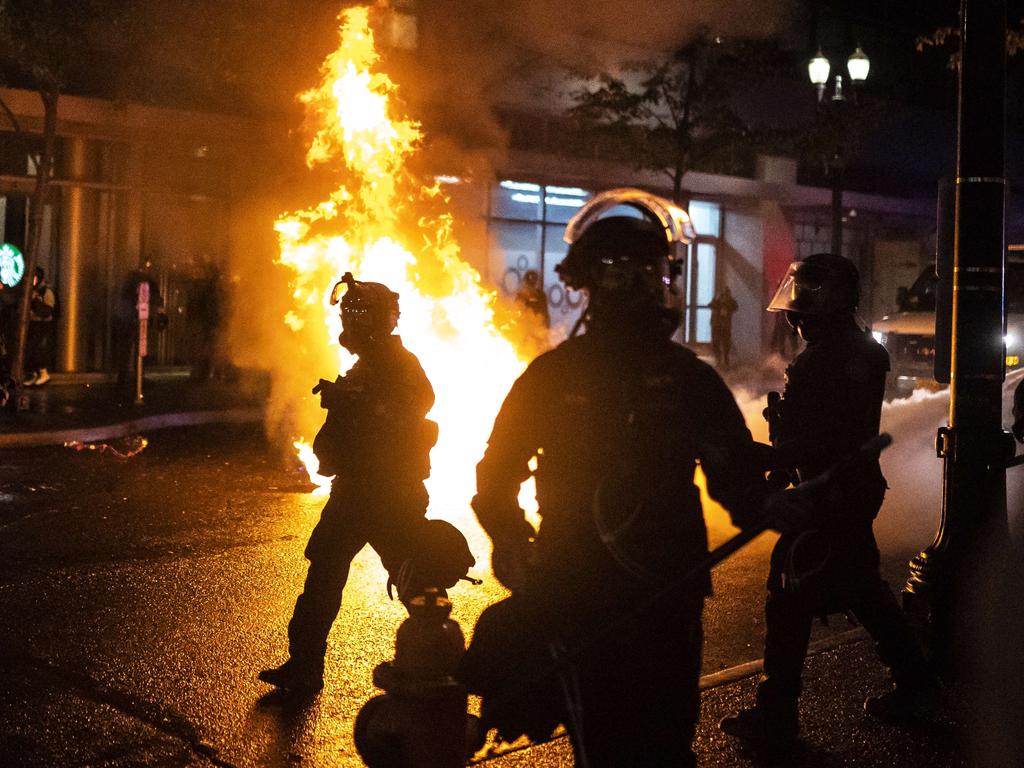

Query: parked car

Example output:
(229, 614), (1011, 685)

(872, 256), (1024, 397)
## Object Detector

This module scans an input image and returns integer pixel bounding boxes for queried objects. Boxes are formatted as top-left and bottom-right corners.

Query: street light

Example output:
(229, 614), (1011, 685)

(808, 50), (830, 101)
(806, 45), (870, 256)
(847, 46), (870, 82)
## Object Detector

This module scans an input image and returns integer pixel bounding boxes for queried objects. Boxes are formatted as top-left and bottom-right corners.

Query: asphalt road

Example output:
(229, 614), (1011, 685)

(0, 417), (935, 767)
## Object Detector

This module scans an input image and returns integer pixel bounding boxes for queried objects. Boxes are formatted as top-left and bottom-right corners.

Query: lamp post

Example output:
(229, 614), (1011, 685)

(903, 0), (1010, 673)
(807, 46), (869, 257)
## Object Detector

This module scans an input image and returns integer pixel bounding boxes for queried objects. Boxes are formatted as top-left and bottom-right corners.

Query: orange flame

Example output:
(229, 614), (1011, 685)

(276, 6), (535, 520)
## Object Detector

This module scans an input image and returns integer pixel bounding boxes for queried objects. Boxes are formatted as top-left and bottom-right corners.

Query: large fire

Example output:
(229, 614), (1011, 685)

(276, 6), (533, 520)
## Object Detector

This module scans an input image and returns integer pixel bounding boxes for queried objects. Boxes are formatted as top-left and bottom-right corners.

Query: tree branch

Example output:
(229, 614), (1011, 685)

(0, 92), (23, 134)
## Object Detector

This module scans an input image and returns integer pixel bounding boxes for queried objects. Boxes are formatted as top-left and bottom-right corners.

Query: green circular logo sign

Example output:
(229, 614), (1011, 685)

(0, 243), (24, 288)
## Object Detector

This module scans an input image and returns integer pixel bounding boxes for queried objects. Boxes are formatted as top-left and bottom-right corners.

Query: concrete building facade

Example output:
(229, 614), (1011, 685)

(0, 86), (266, 374)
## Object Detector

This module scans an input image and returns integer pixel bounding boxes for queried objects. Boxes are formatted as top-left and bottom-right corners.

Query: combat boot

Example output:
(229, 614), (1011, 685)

(258, 657), (324, 693)
(719, 703), (799, 750)
(864, 681), (939, 723)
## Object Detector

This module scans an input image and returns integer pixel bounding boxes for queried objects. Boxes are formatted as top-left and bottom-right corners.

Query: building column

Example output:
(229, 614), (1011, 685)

(58, 136), (97, 372)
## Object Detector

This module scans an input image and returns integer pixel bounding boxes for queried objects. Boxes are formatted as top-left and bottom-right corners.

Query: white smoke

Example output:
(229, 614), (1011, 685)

(727, 369), (1024, 555)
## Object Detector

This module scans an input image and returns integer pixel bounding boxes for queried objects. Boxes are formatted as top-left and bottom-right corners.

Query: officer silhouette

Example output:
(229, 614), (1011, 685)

(260, 273), (471, 693)
(459, 190), (769, 767)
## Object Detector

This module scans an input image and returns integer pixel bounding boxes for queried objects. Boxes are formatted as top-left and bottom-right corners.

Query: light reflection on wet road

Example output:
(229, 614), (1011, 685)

(0, 377), (982, 767)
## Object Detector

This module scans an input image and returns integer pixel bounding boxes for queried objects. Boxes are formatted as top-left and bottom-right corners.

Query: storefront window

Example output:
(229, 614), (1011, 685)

(678, 201), (721, 344)
(489, 183), (721, 344)
(489, 181), (591, 336)
(689, 200), (721, 238)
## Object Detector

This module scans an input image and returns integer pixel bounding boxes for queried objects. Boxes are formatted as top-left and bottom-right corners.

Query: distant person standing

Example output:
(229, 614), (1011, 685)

(188, 261), (224, 382)
(23, 267), (56, 386)
(709, 284), (738, 369)
(515, 269), (550, 328)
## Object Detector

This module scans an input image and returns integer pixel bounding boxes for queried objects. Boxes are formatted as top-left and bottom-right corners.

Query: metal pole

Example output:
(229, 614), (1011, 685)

(135, 342), (143, 403)
(830, 158), (843, 256)
(134, 281), (149, 404)
(903, 0), (1010, 671)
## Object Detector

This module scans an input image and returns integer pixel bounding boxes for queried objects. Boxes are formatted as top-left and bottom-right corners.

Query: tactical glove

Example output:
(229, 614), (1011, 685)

(764, 486), (816, 535)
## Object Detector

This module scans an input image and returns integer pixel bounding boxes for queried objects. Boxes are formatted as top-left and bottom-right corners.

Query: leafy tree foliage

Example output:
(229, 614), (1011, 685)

(569, 30), (791, 202)
(915, 16), (1024, 66)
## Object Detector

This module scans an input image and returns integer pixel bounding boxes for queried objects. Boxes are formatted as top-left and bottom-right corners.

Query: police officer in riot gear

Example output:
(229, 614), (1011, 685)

(259, 272), (470, 693)
(458, 189), (769, 767)
(720, 253), (937, 749)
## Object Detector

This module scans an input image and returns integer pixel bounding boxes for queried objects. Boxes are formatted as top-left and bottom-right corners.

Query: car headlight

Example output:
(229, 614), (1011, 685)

(1005, 332), (1017, 350)
(871, 330), (885, 344)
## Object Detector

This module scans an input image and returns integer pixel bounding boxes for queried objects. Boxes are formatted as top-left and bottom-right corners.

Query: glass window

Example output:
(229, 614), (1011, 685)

(695, 242), (717, 305)
(490, 180), (592, 335)
(492, 181), (543, 221)
(689, 200), (721, 238)
(489, 183), (726, 342)
(543, 185), (591, 224)
(693, 242), (717, 343)
(543, 223), (585, 332)
(490, 222), (541, 296)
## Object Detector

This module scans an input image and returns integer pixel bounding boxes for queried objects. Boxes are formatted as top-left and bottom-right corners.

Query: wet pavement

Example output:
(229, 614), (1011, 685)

(0, 421), (937, 766)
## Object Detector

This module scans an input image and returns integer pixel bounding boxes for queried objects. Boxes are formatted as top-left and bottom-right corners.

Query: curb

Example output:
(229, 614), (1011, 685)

(0, 407), (264, 448)
(699, 626), (868, 690)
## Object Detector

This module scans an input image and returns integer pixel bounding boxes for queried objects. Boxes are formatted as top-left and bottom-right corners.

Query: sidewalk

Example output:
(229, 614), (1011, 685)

(484, 633), (980, 767)
(0, 369), (267, 448)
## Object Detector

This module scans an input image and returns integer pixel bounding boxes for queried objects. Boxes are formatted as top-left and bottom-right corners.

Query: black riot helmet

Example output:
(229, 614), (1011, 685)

(329, 272), (400, 352)
(767, 253), (860, 316)
(556, 188), (695, 335)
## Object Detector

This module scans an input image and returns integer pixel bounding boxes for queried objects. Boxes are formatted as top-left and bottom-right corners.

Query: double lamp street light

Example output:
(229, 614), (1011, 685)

(807, 45), (870, 257)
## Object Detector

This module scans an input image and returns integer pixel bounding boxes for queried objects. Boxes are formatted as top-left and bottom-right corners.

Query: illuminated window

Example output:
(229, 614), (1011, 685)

(489, 181), (592, 334)
(677, 201), (721, 344)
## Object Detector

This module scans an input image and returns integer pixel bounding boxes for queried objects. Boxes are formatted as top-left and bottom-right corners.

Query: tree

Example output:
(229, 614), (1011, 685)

(0, 0), (129, 397)
(916, 17), (1024, 65)
(569, 30), (790, 203)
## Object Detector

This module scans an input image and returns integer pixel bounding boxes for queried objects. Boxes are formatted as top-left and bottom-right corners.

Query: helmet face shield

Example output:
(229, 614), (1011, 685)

(767, 262), (823, 314)
(767, 255), (859, 315)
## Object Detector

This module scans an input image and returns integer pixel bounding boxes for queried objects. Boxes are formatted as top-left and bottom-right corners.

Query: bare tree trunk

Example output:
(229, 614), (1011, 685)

(10, 87), (58, 395)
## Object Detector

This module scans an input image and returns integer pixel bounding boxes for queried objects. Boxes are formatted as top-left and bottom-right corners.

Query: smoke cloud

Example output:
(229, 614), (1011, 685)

(400, 0), (795, 167)
(711, 368), (1024, 559)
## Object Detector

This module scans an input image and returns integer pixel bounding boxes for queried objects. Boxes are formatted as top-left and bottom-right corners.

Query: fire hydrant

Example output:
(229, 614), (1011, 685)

(354, 588), (479, 767)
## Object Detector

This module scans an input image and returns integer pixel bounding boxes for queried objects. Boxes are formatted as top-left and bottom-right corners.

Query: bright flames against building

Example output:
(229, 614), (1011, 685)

(275, 6), (533, 521)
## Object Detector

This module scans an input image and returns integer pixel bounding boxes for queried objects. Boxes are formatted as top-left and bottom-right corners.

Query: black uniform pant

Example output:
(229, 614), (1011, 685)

(756, 528), (931, 708)
(26, 321), (53, 372)
(569, 620), (702, 768)
(287, 483), (428, 668)
(711, 325), (732, 369)
(462, 590), (703, 768)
